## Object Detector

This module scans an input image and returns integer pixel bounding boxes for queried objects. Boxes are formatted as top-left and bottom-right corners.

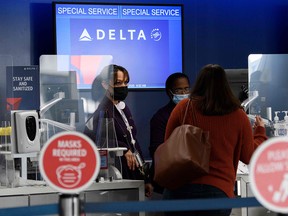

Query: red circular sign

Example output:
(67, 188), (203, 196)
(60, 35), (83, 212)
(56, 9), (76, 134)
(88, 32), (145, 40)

(250, 137), (288, 213)
(39, 131), (100, 194)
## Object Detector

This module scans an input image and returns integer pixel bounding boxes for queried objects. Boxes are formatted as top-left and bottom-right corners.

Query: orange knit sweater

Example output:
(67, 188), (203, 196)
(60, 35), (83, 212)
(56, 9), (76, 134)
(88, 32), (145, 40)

(165, 98), (268, 197)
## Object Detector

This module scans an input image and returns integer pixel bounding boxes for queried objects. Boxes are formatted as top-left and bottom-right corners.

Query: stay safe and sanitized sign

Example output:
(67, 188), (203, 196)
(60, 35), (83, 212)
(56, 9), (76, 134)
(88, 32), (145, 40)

(250, 137), (288, 213)
(39, 131), (100, 194)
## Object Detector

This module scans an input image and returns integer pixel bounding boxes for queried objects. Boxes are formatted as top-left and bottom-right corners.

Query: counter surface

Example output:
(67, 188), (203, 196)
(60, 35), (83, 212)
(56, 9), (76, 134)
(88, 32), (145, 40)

(0, 179), (144, 197)
(0, 179), (145, 216)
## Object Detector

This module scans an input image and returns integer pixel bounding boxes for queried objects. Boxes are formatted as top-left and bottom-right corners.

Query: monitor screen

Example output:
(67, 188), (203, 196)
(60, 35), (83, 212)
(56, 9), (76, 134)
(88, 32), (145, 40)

(53, 2), (183, 89)
(225, 68), (248, 101)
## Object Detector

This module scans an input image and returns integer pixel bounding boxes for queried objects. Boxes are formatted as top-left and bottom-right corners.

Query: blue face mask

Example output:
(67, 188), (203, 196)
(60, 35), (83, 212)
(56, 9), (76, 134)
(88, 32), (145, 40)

(172, 93), (190, 104)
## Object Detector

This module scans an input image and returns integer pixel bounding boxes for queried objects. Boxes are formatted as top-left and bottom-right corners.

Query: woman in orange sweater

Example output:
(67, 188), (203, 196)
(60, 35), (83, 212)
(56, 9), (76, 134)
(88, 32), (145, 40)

(163, 64), (267, 216)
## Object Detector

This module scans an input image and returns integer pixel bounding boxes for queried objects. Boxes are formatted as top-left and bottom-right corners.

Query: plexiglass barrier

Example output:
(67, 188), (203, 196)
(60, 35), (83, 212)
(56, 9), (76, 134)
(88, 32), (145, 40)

(40, 55), (126, 181)
(0, 54), (136, 186)
(248, 54), (288, 137)
(0, 55), (18, 187)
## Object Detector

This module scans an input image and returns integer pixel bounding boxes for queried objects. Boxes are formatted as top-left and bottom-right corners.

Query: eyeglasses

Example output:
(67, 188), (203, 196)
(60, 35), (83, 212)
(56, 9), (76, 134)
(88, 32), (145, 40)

(172, 87), (190, 94)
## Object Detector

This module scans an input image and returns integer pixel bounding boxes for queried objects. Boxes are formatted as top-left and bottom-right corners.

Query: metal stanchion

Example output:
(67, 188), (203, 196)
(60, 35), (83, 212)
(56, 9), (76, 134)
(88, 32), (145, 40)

(59, 194), (80, 216)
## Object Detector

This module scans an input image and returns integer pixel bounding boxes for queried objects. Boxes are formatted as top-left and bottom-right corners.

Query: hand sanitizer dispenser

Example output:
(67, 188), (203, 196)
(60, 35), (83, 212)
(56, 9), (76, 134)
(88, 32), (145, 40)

(11, 110), (40, 153)
(283, 111), (288, 136)
(274, 111), (280, 123)
(273, 111), (288, 136)
(283, 111), (288, 122)
(274, 111), (280, 136)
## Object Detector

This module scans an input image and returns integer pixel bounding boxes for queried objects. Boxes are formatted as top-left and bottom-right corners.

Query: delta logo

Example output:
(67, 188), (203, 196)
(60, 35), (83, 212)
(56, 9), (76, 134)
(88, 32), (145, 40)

(79, 28), (162, 41)
(79, 28), (93, 41)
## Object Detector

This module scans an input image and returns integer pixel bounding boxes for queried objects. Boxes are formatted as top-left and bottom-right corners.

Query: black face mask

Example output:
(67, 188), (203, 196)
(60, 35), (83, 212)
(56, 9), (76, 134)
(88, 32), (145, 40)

(112, 86), (128, 101)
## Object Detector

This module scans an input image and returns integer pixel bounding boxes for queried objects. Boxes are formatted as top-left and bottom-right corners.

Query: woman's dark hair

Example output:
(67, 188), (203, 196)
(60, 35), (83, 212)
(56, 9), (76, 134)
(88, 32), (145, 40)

(165, 72), (190, 96)
(91, 64), (129, 101)
(190, 64), (241, 115)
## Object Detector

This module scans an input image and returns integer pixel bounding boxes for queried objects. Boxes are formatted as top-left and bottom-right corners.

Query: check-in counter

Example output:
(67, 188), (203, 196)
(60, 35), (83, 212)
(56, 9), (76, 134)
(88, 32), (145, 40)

(0, 179), (145, 216)
(237, 174), (277, 216)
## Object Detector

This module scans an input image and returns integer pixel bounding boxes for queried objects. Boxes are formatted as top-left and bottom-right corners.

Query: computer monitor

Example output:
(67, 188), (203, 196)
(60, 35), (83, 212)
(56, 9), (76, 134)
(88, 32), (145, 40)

(52, 2), (184, 90)
(225, 68), (248, 101)
(40, 68), (84, 131)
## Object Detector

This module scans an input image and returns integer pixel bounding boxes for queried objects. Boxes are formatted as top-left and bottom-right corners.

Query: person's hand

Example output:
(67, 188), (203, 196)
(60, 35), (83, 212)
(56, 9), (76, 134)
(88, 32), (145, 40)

(253, 115), (265, 128)
(125, 150), (137, 170)
(145, 183), (153, 198)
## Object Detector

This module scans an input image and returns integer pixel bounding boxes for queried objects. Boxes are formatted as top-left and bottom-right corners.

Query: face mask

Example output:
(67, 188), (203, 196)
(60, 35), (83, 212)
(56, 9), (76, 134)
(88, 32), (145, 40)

(112, 86), (128, 101)
(172, 93), (189, 104)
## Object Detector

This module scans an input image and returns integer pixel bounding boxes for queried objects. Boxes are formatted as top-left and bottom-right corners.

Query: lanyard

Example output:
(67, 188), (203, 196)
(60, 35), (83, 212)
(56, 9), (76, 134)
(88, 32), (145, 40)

(115, 104), (144, 169)
(115, 105), (136, 148)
